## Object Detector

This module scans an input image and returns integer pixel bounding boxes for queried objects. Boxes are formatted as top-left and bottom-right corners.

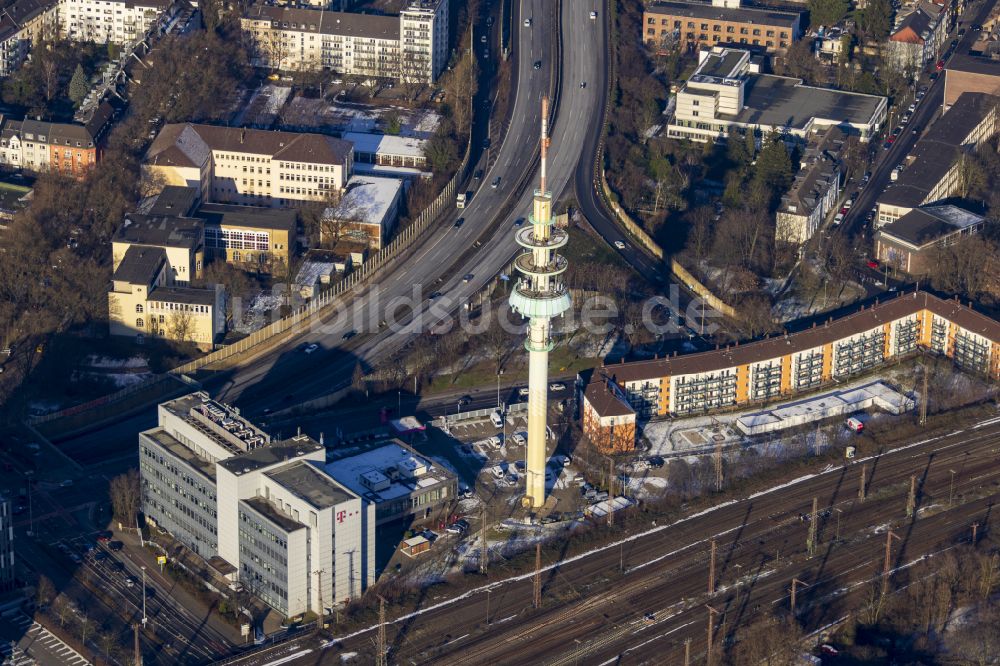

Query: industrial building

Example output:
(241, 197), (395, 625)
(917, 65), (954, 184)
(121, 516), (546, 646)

(582, 290), (1000, 448)
(139, 393), (375, 617)
(667, 47), (887, 143)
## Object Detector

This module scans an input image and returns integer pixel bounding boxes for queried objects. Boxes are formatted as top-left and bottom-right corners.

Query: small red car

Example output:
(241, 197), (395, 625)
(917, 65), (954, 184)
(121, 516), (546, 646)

(840, 207), (848, 215)
(936, 60), (945, 70)
(887, 136), (896, 144)
(867, 260), (879, 269)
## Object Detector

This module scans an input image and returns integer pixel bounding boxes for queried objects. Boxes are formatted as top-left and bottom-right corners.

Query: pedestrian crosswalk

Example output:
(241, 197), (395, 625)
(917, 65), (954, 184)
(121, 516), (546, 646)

(8, 613), (89, 666)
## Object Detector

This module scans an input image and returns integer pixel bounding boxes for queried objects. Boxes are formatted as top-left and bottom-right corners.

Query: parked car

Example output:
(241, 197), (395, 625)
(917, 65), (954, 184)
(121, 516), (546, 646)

(936, 60), (945, 70)
(524, 18), (531, 27)
(303, 343), (319, 354)
(446, 522), (467, 535)
(463, 273), (474, 283)
(512, 431), (527, 446)
(533, 60), (541, 70)
(590, 10), (598, 19)
(342, 330), (357, 341)
(648, 455), (665, 468)
(108, 541), (124, 552)
(833, 213), (844, 225)
(548, 382), (566, 391)
(96, 531), (113, 543)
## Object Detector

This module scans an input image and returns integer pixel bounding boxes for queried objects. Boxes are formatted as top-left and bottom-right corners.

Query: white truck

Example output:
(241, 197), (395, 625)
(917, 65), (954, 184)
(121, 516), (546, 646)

(456, 192), (467, 208)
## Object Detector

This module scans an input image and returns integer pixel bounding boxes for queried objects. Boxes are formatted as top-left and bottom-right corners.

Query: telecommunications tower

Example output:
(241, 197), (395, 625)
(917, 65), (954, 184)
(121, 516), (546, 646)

(508, 96), (571, 509)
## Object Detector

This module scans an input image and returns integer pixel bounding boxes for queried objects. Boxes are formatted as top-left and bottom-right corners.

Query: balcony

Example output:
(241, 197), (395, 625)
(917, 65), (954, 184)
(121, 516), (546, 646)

(513, 252), (568, 278)
(515, 226), (568, 251)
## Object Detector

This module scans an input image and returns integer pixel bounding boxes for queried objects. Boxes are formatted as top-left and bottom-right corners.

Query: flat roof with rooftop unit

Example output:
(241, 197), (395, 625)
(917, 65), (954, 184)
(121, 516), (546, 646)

(325, 439), (456, 525)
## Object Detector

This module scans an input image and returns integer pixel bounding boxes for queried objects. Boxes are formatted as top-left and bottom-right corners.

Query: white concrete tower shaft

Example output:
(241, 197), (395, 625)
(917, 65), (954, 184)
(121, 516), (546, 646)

(508, 97), (571, 509)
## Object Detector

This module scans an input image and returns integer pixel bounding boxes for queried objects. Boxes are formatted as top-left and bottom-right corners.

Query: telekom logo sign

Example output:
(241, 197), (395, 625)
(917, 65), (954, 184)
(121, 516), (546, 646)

(337, 510), (347, 524)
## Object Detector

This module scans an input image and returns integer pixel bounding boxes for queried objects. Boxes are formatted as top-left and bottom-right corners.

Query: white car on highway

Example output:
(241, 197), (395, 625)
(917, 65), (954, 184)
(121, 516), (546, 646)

(518, 387), (530, 397)
(303, 343), (319, 354)
(614, 240), (626, 250)
(590, 11), (598, 19)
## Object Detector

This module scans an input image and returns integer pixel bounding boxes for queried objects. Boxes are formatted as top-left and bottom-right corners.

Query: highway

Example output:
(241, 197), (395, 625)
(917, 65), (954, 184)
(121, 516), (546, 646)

(252, 413), (1000, 665)
(208, 0), (609, 418)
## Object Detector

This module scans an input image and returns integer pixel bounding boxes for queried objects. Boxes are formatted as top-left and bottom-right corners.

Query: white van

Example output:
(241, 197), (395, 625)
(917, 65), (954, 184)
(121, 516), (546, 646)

(846, 416), (865, 433)
(489, 410), (503, 428)
(512, 431), (527, 446)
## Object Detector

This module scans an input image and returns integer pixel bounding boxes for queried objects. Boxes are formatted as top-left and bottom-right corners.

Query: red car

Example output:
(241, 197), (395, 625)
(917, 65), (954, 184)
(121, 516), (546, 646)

(96, 531), (113, 543)
(886, 136), (896, 144)
(936, 60), (945, 70)
(839, 207), (848, 215)
(867, 260), (879, 269)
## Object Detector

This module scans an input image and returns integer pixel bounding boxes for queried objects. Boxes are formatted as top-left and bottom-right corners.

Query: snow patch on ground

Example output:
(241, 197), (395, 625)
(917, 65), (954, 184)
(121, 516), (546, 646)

(339, 653), (358, 662)
(83, 355), (148, 369)
(235, 292), (284, 334)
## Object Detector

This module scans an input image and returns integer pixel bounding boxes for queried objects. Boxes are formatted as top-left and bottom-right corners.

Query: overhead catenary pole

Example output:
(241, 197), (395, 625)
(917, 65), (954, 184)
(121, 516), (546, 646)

(972, 521), (980, 545)
(706, 605), (720, 666)
(376, 596), (387, 666)
(684, 638), (691, 666)
(906, 475), (917, 518)
(790, 578), (809, 616)
(134, 623), (142, 666)
(714, 437), (723, 492)
(949, 469), (956, 507)
(920, 367), (929, 425)
(882, 530), (901, 597)
(807, 497), (818, 556)
(480, 507), (489, 575)
(533, 543), (542, 608)
(708, 539), (717, 595)
(859, 465), (867, 502)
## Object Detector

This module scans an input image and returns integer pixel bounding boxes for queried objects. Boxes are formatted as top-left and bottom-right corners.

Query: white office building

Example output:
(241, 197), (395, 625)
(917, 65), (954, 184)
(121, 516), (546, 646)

(139, 392), (375, 617)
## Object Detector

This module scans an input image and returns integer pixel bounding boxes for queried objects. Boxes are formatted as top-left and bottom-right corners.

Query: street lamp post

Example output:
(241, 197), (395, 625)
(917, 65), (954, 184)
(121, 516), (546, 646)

(141, 566), (147, 626)
(25, 471), (33, 538)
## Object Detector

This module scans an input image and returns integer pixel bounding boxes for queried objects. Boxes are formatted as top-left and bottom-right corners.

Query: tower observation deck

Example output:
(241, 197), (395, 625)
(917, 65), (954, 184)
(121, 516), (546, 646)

(508, 96), (570, 509)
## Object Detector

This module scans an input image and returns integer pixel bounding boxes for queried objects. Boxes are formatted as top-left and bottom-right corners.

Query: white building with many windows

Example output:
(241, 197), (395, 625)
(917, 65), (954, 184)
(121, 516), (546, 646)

(143, 123), (353, 207)
(241, 0), (448, 83)
(58, 0), (173, 44)
(140, 392), (376, 617)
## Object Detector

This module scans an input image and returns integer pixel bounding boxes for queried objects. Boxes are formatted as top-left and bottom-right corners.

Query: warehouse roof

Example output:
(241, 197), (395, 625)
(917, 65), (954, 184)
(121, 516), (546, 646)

(734, 76), (885, 129)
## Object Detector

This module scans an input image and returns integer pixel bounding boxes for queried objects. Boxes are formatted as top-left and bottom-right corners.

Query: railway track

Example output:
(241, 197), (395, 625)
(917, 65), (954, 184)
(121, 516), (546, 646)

(315, 416), (1000, 665)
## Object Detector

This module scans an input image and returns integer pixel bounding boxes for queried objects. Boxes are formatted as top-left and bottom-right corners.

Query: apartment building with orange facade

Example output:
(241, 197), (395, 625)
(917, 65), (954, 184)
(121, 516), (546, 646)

(582, 291), (1000, 449)
(0, 100), (115, 178)
(642, 0), (801, 56)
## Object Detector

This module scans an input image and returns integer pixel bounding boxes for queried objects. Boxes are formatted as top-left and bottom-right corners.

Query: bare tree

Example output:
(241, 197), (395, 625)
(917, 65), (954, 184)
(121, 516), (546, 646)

(109, 469), (141, 528)
(36, 575), (56, 608)
(166, 309), (196, 344)
(54, 598), (72, 628)
(78, 615), (93, 644)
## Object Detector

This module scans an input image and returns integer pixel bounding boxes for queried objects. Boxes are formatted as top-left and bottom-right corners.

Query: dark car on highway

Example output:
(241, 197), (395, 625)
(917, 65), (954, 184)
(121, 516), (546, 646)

(108, 540), (124, 552)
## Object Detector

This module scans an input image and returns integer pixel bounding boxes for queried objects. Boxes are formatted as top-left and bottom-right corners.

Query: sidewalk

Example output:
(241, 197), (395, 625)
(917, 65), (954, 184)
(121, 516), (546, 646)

(113, 530), (247, 645)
